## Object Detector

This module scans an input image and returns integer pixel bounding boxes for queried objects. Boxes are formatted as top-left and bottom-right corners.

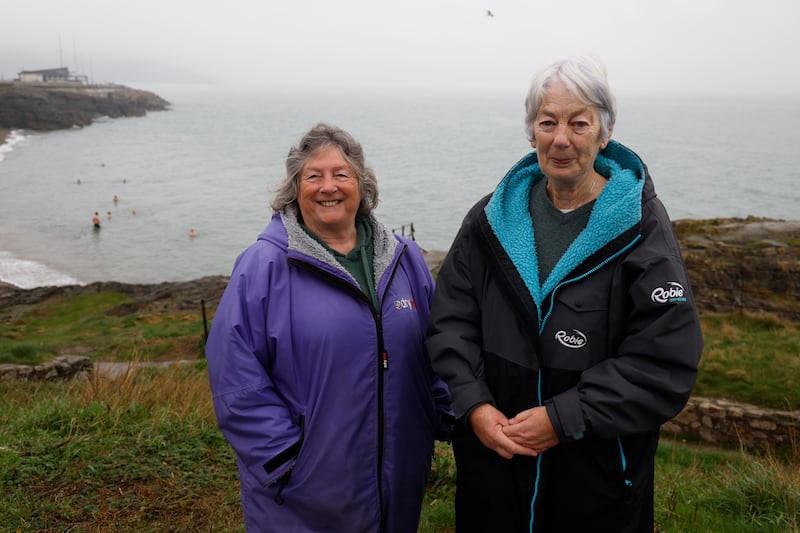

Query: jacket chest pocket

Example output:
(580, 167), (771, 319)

(540, 285), (609, 372)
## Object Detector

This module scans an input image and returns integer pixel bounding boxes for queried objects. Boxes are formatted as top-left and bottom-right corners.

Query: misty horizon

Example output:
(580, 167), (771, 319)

(2, 0), (799, 96)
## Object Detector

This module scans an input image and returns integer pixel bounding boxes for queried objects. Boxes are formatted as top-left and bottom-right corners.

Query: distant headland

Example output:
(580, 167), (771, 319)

(0, 66), (169, 132)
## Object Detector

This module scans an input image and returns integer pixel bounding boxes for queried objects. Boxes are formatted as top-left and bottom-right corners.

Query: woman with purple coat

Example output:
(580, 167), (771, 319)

(206, 123), (453, 532)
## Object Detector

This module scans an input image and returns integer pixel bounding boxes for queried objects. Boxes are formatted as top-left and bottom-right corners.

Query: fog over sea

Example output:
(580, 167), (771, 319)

(1, 85), (799, 289)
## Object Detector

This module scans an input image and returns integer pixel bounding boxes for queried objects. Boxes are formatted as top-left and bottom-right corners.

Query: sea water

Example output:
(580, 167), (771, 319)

(1, 86), (799, 288)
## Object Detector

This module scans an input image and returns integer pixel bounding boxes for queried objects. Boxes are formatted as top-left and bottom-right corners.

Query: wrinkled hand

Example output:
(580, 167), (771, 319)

(468, 404), (538, 459)
(502, 406), (560, 454)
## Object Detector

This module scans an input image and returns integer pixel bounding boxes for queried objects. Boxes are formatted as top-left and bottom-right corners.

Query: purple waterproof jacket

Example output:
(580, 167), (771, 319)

(206, 207), (453, 532)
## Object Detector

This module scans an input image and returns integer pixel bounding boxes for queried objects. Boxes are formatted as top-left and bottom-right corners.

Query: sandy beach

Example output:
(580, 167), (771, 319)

(0, 128), (9, 145)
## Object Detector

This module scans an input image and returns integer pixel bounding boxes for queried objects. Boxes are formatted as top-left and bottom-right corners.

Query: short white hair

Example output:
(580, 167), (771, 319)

(524, 56), (617, 142)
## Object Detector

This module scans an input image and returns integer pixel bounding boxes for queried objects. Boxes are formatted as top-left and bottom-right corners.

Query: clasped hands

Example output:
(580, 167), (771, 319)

(468, 403), (560, 459)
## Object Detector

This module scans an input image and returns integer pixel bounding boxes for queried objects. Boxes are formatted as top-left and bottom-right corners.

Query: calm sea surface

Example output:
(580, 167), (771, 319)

(1, 86), (799, 288)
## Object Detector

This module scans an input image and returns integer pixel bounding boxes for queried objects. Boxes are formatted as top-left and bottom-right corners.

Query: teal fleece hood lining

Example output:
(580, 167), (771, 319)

(484, 140), (645, 312)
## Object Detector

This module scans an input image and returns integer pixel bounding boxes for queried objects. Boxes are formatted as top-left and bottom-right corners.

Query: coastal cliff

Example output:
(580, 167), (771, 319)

(0, 82), (169, 131)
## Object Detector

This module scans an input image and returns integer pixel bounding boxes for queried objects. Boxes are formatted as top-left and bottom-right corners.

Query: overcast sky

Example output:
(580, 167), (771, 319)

(2, 0), (798, 95)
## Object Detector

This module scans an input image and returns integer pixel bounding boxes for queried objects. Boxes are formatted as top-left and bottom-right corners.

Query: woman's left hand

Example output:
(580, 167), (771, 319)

(502, 406), (560, 454)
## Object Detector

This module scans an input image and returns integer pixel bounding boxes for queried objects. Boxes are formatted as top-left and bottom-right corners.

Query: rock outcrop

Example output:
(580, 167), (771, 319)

(674, 217), (800, 319)
(0, 82), (169, 130)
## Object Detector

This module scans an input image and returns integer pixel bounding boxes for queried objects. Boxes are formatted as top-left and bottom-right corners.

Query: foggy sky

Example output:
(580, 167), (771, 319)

(2, 0), (799, 95)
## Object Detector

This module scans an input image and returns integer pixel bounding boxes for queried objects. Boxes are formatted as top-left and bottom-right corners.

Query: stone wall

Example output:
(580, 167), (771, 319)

(0, 355), (93, 382)
(662, 396), (800, 451)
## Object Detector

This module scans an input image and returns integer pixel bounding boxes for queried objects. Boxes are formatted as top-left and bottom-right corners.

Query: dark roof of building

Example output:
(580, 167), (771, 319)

(19, 67), (70, 75)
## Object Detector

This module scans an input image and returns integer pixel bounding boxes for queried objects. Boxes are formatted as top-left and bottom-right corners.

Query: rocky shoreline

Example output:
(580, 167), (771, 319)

(0, 217), (798, 319)
(0, 251), (447, 315)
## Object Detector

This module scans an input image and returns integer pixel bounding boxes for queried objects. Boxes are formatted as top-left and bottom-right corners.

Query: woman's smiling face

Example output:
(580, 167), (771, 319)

(297, 145), (361, 238)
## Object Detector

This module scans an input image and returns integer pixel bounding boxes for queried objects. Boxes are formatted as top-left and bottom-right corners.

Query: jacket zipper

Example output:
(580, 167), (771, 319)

(529, 234), (641, 532)
(373, 245), (405, 533)
(617, 437), (634, 503)
(289, 244), (406, 529)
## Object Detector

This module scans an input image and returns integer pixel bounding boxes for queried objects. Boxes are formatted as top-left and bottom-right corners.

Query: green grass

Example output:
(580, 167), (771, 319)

(1, 367), (796, 532)
(0, 291), (206, 364)
(0, 362), (243, 532)
(697, 312), (800, 409)
(654, 440), (799, 532)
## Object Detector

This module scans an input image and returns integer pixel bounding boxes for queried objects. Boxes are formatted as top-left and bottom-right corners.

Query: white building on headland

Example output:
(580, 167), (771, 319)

(17, 67), (88, 84)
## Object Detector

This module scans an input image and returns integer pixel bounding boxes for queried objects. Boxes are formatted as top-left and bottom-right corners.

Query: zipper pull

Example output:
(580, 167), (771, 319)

(382, 351), (389, 370)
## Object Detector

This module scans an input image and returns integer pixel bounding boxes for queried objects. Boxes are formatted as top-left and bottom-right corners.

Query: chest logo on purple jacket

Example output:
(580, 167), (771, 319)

(393, 297), (418, 310)
(555, 329), (588, 349)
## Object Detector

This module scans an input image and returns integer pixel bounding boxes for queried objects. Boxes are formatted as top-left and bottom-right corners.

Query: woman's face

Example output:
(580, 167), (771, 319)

(531, 82), (610, 186)
(297, 145), (361, 239)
